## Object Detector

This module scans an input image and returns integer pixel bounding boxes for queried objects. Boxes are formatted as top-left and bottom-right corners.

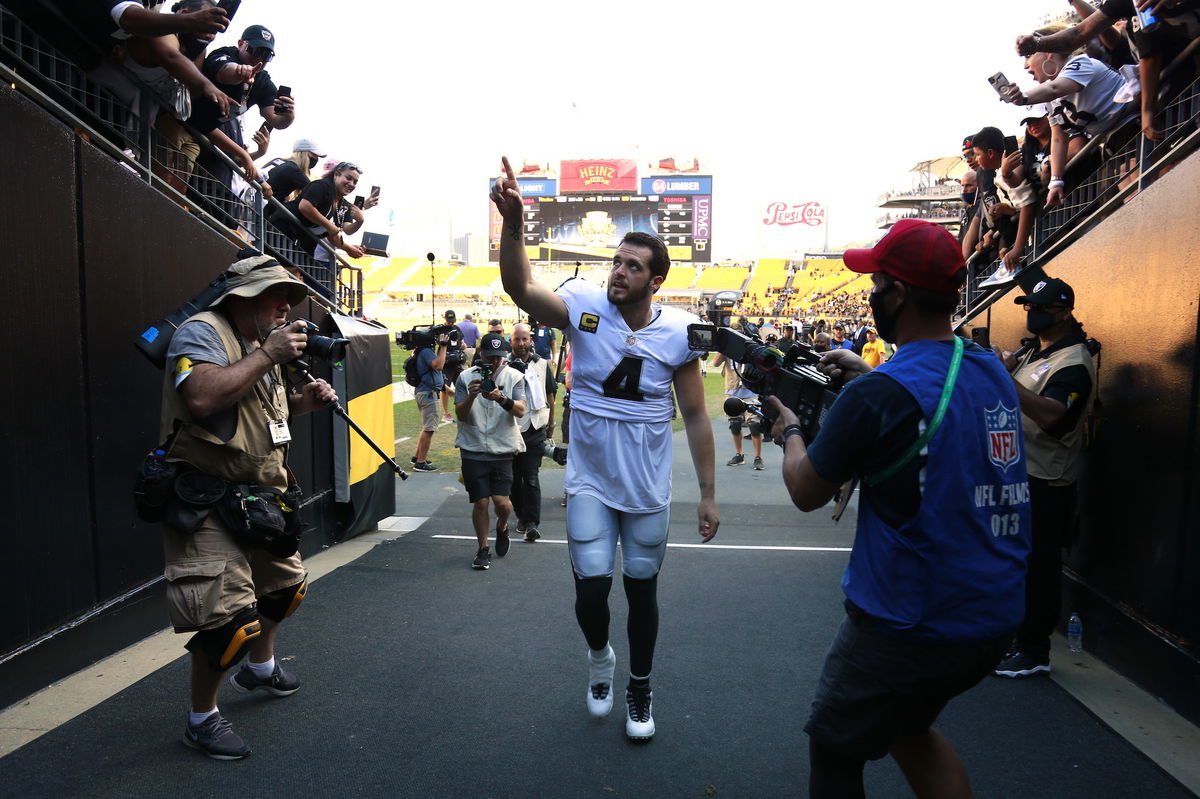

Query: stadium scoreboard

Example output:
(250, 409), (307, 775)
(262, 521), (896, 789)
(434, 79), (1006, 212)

(489, 159), (712, 263)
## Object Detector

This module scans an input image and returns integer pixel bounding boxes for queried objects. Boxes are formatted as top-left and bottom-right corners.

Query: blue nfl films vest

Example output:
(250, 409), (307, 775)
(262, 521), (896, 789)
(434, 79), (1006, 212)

(846, 339), (1032, 641)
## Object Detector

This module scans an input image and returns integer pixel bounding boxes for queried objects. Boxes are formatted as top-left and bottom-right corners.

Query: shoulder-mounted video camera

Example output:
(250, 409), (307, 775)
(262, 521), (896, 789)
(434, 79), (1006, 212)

(687, 322), (841, 444)
(395, 323), (462, 351)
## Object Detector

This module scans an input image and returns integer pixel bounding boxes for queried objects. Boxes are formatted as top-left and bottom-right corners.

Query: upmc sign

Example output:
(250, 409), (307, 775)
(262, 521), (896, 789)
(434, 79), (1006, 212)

(763, 201), (826, 226)
(560, 159), (638, 193)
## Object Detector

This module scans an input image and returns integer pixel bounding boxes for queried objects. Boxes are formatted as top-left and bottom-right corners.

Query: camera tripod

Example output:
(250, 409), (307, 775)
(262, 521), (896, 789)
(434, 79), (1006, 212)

(289, 359), (408, 480)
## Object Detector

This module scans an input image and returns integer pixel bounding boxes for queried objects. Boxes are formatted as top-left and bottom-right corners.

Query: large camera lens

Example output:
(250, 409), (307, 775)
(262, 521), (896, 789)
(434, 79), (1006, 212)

(481, 378), (496, 393)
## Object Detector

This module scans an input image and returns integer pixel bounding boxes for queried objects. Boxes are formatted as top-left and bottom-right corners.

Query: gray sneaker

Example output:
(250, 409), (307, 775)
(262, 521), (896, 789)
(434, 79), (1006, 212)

(472, 546), (491, 570)
(183, 712), (251, 760)
(726, 453), (745, 466)
(229, 663), (300, 697)
(753, 456), (764, 470)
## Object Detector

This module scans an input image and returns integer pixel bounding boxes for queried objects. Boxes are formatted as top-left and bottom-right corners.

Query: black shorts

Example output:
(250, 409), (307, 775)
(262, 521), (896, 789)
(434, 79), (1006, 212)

(461, 457), (514, 503)
(804, 604), (1010, 761)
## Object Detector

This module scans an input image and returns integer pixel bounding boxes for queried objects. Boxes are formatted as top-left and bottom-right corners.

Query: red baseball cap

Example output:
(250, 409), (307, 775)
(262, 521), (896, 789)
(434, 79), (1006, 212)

(842, 219), (966, 294)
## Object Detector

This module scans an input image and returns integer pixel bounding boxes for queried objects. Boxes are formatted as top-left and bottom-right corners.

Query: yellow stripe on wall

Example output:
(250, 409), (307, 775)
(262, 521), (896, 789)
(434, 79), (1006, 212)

(346, 384), (395, 484)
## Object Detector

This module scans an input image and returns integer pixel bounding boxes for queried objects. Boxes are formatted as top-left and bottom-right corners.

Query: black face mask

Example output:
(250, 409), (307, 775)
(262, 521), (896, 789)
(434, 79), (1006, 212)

(961, 190), (976, 206)
(869, 282), (903, 343)
(1026, 308), (1057, 334)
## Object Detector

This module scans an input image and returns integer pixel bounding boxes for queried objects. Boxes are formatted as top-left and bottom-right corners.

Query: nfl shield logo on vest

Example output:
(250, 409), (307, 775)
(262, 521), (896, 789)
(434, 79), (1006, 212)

(985, 403), (1020, 472)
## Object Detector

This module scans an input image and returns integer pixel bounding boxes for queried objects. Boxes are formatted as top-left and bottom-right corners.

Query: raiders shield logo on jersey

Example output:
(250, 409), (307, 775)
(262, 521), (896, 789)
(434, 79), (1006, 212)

(579, 313), (600, 334)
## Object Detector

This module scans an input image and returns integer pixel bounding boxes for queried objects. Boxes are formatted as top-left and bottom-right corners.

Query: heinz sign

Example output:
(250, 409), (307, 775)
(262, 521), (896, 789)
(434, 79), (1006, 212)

(561, 159), (638, 193)
(763, 201), (826, 227)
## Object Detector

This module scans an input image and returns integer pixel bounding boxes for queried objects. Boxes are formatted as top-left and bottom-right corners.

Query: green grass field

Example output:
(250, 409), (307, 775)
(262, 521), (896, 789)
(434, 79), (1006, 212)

(389, 344), (730, 475)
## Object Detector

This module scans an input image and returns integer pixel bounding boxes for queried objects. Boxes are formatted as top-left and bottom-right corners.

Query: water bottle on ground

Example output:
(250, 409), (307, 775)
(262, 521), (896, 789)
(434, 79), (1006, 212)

(1067, 612), (1083, 653)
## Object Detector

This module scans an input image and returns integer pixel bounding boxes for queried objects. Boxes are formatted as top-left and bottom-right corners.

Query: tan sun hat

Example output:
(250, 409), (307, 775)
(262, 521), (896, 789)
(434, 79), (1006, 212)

(212, 254), (309, 307)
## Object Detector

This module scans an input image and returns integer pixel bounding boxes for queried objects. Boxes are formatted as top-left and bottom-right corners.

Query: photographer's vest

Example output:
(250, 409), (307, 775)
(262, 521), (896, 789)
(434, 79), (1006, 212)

(1013, 342), (1096, 486)
(160, 311), (290, 491)
(849, 340), (1031, 641)
(454, 366), (527, 456)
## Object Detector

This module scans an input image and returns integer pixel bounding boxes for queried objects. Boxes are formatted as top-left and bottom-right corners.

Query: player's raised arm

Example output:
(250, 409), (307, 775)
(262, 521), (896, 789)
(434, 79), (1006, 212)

(492, 156), (569, 328)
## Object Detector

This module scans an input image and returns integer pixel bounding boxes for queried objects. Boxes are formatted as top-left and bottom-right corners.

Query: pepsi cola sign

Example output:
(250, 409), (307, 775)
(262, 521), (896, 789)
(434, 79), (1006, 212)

(763, 201), (825, 227)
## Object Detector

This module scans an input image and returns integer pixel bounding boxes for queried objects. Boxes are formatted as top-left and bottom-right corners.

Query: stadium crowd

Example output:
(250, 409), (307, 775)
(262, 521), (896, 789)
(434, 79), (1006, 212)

(960, 0), (1200, 285)
(61, 1), (379, 275)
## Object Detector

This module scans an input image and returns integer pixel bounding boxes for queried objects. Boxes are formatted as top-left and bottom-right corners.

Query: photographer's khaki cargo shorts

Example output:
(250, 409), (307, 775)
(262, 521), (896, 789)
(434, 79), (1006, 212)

(415, 390), (441, 432)
(161, 512), (305, 632)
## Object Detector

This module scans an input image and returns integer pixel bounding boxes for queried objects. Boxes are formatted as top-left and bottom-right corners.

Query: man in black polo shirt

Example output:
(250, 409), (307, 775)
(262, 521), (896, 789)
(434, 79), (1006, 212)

(195, 24), (295, 219)
(993, 278), (1096, 678)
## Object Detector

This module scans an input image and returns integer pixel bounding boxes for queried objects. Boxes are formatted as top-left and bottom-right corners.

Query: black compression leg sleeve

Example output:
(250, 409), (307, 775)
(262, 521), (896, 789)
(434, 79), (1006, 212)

(573, 575), (613, 652)
(809, 738), (866, 799)
(623, 574), (659, 678)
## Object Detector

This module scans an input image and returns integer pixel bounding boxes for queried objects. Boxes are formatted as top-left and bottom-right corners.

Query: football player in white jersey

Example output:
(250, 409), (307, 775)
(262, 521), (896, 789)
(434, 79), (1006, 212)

(492, 156), (720, 741)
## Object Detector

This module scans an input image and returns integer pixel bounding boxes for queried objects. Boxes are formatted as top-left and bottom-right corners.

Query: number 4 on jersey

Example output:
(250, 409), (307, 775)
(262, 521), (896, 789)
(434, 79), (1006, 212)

(602, 356), (645, 401)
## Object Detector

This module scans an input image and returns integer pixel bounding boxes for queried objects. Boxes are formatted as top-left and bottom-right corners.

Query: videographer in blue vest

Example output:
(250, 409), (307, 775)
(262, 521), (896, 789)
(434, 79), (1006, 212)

(765, 219), (1032, 798)
(991, 277), (1095, 679)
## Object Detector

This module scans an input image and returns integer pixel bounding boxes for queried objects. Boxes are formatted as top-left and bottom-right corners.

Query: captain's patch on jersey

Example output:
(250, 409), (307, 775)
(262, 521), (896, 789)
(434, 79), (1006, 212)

(579, 313), (600, 334)
(985, 402), (1021, 472)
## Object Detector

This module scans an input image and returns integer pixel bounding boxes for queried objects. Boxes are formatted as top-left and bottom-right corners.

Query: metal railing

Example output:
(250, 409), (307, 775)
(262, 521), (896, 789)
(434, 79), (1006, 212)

(955, 48), (1200, 326)
(0, 4), (363, 315)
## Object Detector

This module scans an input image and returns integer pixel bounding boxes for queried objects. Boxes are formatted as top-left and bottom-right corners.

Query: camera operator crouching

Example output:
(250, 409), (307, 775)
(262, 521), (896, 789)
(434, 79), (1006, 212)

(157, 255), (337, 760)
(410, 328), (451, 471)
(766, 220), (1032, 797)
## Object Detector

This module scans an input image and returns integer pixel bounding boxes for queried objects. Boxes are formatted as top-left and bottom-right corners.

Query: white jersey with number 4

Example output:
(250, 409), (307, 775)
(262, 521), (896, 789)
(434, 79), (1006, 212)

(556, 278), (702, 512)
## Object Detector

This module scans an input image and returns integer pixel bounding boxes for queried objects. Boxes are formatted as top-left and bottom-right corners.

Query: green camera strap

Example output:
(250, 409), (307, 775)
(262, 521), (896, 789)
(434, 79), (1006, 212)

(864, 336), (964, 487)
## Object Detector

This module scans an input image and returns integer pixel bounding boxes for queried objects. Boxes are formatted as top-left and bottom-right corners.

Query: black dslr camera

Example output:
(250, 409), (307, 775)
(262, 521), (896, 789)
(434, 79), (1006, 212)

(395, 323), (462, 351)
(477, 362), (497, 394)
(687, 323), (841, 443)
(295, 319), (348, 362)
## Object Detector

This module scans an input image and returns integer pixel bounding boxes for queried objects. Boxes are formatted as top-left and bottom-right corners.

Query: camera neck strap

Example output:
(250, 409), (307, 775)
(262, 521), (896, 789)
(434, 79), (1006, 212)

(864, 336), (963, 487)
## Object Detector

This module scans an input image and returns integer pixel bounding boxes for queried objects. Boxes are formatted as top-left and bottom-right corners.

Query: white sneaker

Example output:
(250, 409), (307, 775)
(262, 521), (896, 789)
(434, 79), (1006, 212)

(979, 266), (1016, 288)
(625, 683), (655, 740)
(586, 644), (616, 717)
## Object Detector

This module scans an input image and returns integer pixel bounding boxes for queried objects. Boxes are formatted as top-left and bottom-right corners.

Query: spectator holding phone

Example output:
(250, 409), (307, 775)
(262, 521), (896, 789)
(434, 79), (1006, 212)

(1002, 23), (1132, 207)
(90, 1), (245, 193)
(1017, 2), (1200, 142)
(196, 25), (294, 216)
(972, 127), (1039, 283)
(276, 161), (370, 261)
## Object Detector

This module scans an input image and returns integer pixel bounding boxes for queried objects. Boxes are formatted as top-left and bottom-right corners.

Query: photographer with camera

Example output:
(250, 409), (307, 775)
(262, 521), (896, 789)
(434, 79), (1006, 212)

(509, 322), (559, 542)
(992, 278), (1095, 680)
(454, 333), (527, 570)
(157, 254), (335, 760)
(766, 220), (1031, 798)
(410, 329), (452, 472)
(493, 157), (718, 741)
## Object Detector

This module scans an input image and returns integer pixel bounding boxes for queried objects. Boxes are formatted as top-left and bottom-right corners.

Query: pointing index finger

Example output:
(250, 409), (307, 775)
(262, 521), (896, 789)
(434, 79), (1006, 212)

(501, 156), (515, 182)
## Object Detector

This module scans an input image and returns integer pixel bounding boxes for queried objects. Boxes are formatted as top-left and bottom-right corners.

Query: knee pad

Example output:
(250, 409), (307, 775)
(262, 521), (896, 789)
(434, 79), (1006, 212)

(747, 418), (763, 437)
(186, 606), (261, 671)
(257, 579), (307, 623)
(727, 417), (743, 435)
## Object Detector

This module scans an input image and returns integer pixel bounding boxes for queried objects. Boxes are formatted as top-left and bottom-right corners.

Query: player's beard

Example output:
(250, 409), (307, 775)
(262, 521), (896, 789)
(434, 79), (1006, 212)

(607, 282), (653, 307)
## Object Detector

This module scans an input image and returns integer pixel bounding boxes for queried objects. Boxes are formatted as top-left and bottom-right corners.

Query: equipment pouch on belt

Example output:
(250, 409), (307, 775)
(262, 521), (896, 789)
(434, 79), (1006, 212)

(164, 471), (227, 534)
(133, 449), (179, 523)
(217, 483), (302, 558)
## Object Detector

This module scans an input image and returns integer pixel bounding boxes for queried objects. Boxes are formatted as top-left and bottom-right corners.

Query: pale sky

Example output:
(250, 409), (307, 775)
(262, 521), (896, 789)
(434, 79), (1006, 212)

(231, 0), (1066, 259)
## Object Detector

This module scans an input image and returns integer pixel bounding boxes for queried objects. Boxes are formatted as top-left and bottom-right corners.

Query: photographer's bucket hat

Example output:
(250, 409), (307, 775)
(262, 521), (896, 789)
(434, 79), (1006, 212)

(213, 254), (309, 307)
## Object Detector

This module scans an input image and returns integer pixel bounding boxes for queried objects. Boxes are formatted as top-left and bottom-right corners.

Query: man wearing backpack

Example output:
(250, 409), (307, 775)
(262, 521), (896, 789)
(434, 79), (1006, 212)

(410, 331), (451, 471)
